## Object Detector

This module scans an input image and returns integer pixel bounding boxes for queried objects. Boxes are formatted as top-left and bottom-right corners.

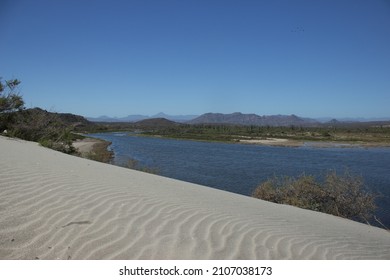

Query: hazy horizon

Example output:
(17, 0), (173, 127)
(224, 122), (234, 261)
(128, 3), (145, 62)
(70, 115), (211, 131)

(2, 0), (389, 119)
(86, 111), (390, 122)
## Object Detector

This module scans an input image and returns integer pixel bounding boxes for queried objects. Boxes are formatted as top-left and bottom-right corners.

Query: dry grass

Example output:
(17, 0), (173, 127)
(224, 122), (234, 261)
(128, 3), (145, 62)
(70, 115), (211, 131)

(85, 141), (113, 163)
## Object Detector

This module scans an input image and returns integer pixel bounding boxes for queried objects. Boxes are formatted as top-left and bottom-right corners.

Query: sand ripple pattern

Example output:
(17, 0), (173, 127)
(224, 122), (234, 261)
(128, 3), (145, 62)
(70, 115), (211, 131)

(1, 136), (389, 259)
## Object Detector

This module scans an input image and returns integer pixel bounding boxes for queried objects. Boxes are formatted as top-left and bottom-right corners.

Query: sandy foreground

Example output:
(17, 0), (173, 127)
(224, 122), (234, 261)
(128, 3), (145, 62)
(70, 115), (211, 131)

(0, 136), (389, 260)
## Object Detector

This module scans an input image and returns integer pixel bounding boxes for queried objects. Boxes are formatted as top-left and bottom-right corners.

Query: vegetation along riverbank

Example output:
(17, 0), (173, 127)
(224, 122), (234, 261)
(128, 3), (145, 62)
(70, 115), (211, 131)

(89, 117), (390, 148)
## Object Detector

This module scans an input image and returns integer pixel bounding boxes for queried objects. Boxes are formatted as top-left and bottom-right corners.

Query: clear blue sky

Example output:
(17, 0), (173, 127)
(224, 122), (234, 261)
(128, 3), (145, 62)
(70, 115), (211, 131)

(1, 0), (390, 118)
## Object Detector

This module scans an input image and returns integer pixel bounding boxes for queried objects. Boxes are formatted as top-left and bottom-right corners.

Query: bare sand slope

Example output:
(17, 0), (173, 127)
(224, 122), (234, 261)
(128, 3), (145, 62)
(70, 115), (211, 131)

(0, 136), (389, 260)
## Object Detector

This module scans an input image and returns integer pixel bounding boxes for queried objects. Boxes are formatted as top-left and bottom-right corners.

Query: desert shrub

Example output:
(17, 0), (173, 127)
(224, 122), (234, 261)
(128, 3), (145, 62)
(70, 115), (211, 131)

(39, 138), (75, 154)
(84, 141), (113, 163)
(322, 171), (377, 221)
(3, 108), (78, 154)
(252, 171), (377, 224)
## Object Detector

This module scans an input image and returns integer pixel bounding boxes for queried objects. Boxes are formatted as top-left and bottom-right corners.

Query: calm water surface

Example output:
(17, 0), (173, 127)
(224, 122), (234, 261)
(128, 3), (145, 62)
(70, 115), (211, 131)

(89, 132), (390, 228)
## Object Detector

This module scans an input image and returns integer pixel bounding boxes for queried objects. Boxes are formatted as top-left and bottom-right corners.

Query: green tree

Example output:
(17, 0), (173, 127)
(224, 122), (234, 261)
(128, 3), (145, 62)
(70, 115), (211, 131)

(0, 78), (24, 113)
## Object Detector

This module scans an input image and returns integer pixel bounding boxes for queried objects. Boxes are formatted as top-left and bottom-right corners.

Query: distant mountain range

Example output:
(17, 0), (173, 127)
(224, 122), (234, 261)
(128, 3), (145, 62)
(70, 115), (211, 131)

(188, 112), (320, 126)
(87, 112), (390, 127)
(87, 112), (198, 123)
(316, 117), (390, 123)
(133, 118), (179, 128)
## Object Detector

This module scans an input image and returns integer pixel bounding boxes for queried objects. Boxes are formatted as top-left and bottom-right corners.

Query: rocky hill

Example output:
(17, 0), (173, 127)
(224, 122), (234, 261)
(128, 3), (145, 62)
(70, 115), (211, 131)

(133, 118), (179, 129)
(88, 112), (198, 123)
(188, 112), (319, 127)
(1, 108), (96, 139)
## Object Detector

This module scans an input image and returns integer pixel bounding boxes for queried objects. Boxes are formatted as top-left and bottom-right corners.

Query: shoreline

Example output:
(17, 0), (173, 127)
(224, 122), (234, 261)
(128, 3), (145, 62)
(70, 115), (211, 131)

(137, 132), (390, 148)
(237, 137), (390, 148)
(73, 137), (113, 163)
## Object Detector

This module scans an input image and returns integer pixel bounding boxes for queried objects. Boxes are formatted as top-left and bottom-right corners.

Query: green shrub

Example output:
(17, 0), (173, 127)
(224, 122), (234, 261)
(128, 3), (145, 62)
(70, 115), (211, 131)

(2, 108), (78, 154)
(252, 171), (377, 224)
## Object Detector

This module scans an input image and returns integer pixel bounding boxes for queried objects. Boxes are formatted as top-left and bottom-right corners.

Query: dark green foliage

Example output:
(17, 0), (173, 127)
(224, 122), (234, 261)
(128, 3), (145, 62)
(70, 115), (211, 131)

(2, 108), (91, 154)
(252, 171), (377, 224)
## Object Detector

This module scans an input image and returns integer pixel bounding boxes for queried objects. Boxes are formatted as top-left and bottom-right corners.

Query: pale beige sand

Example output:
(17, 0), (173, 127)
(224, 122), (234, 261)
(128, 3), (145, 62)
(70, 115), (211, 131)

(0, 136), (389, 260)
(72, 137), (102, 156)
(238, 138), (302, 146)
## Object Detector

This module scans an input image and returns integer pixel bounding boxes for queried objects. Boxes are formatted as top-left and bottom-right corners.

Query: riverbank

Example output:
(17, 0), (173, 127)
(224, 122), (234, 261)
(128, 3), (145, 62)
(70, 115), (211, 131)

(237, 137), (390, 148)
(73, 137), (113, 163)
(141, 133), (390, 148)
(1, 135), (389, 259)
(134, 123), (390, 148)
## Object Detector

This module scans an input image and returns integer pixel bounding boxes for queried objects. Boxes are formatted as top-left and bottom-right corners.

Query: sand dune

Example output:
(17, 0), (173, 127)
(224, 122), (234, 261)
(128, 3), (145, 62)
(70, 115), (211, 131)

(0, 136), (389, 259)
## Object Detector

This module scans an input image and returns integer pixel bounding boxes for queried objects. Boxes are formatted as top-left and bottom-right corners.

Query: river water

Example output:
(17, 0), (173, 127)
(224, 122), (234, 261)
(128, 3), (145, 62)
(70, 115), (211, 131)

(89, 132), (390, 228)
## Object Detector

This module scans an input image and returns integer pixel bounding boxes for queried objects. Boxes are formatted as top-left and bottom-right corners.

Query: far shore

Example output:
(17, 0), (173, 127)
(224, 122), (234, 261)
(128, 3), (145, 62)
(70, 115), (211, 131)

(237, 137), (390, 148)
(128, 132), (390, 148)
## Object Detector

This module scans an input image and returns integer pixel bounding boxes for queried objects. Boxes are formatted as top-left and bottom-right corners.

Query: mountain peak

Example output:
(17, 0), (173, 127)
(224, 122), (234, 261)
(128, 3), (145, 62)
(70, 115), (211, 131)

(88, 113), (199, 123)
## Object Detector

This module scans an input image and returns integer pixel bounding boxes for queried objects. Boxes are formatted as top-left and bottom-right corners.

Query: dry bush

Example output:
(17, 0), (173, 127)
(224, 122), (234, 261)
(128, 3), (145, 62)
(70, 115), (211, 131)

(0, 78), (24, 114)
(322, 171), (377, 222)
(252, 171), (377, 224)
(85, 141), (113, 163)
(3, 108), (76, 153)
